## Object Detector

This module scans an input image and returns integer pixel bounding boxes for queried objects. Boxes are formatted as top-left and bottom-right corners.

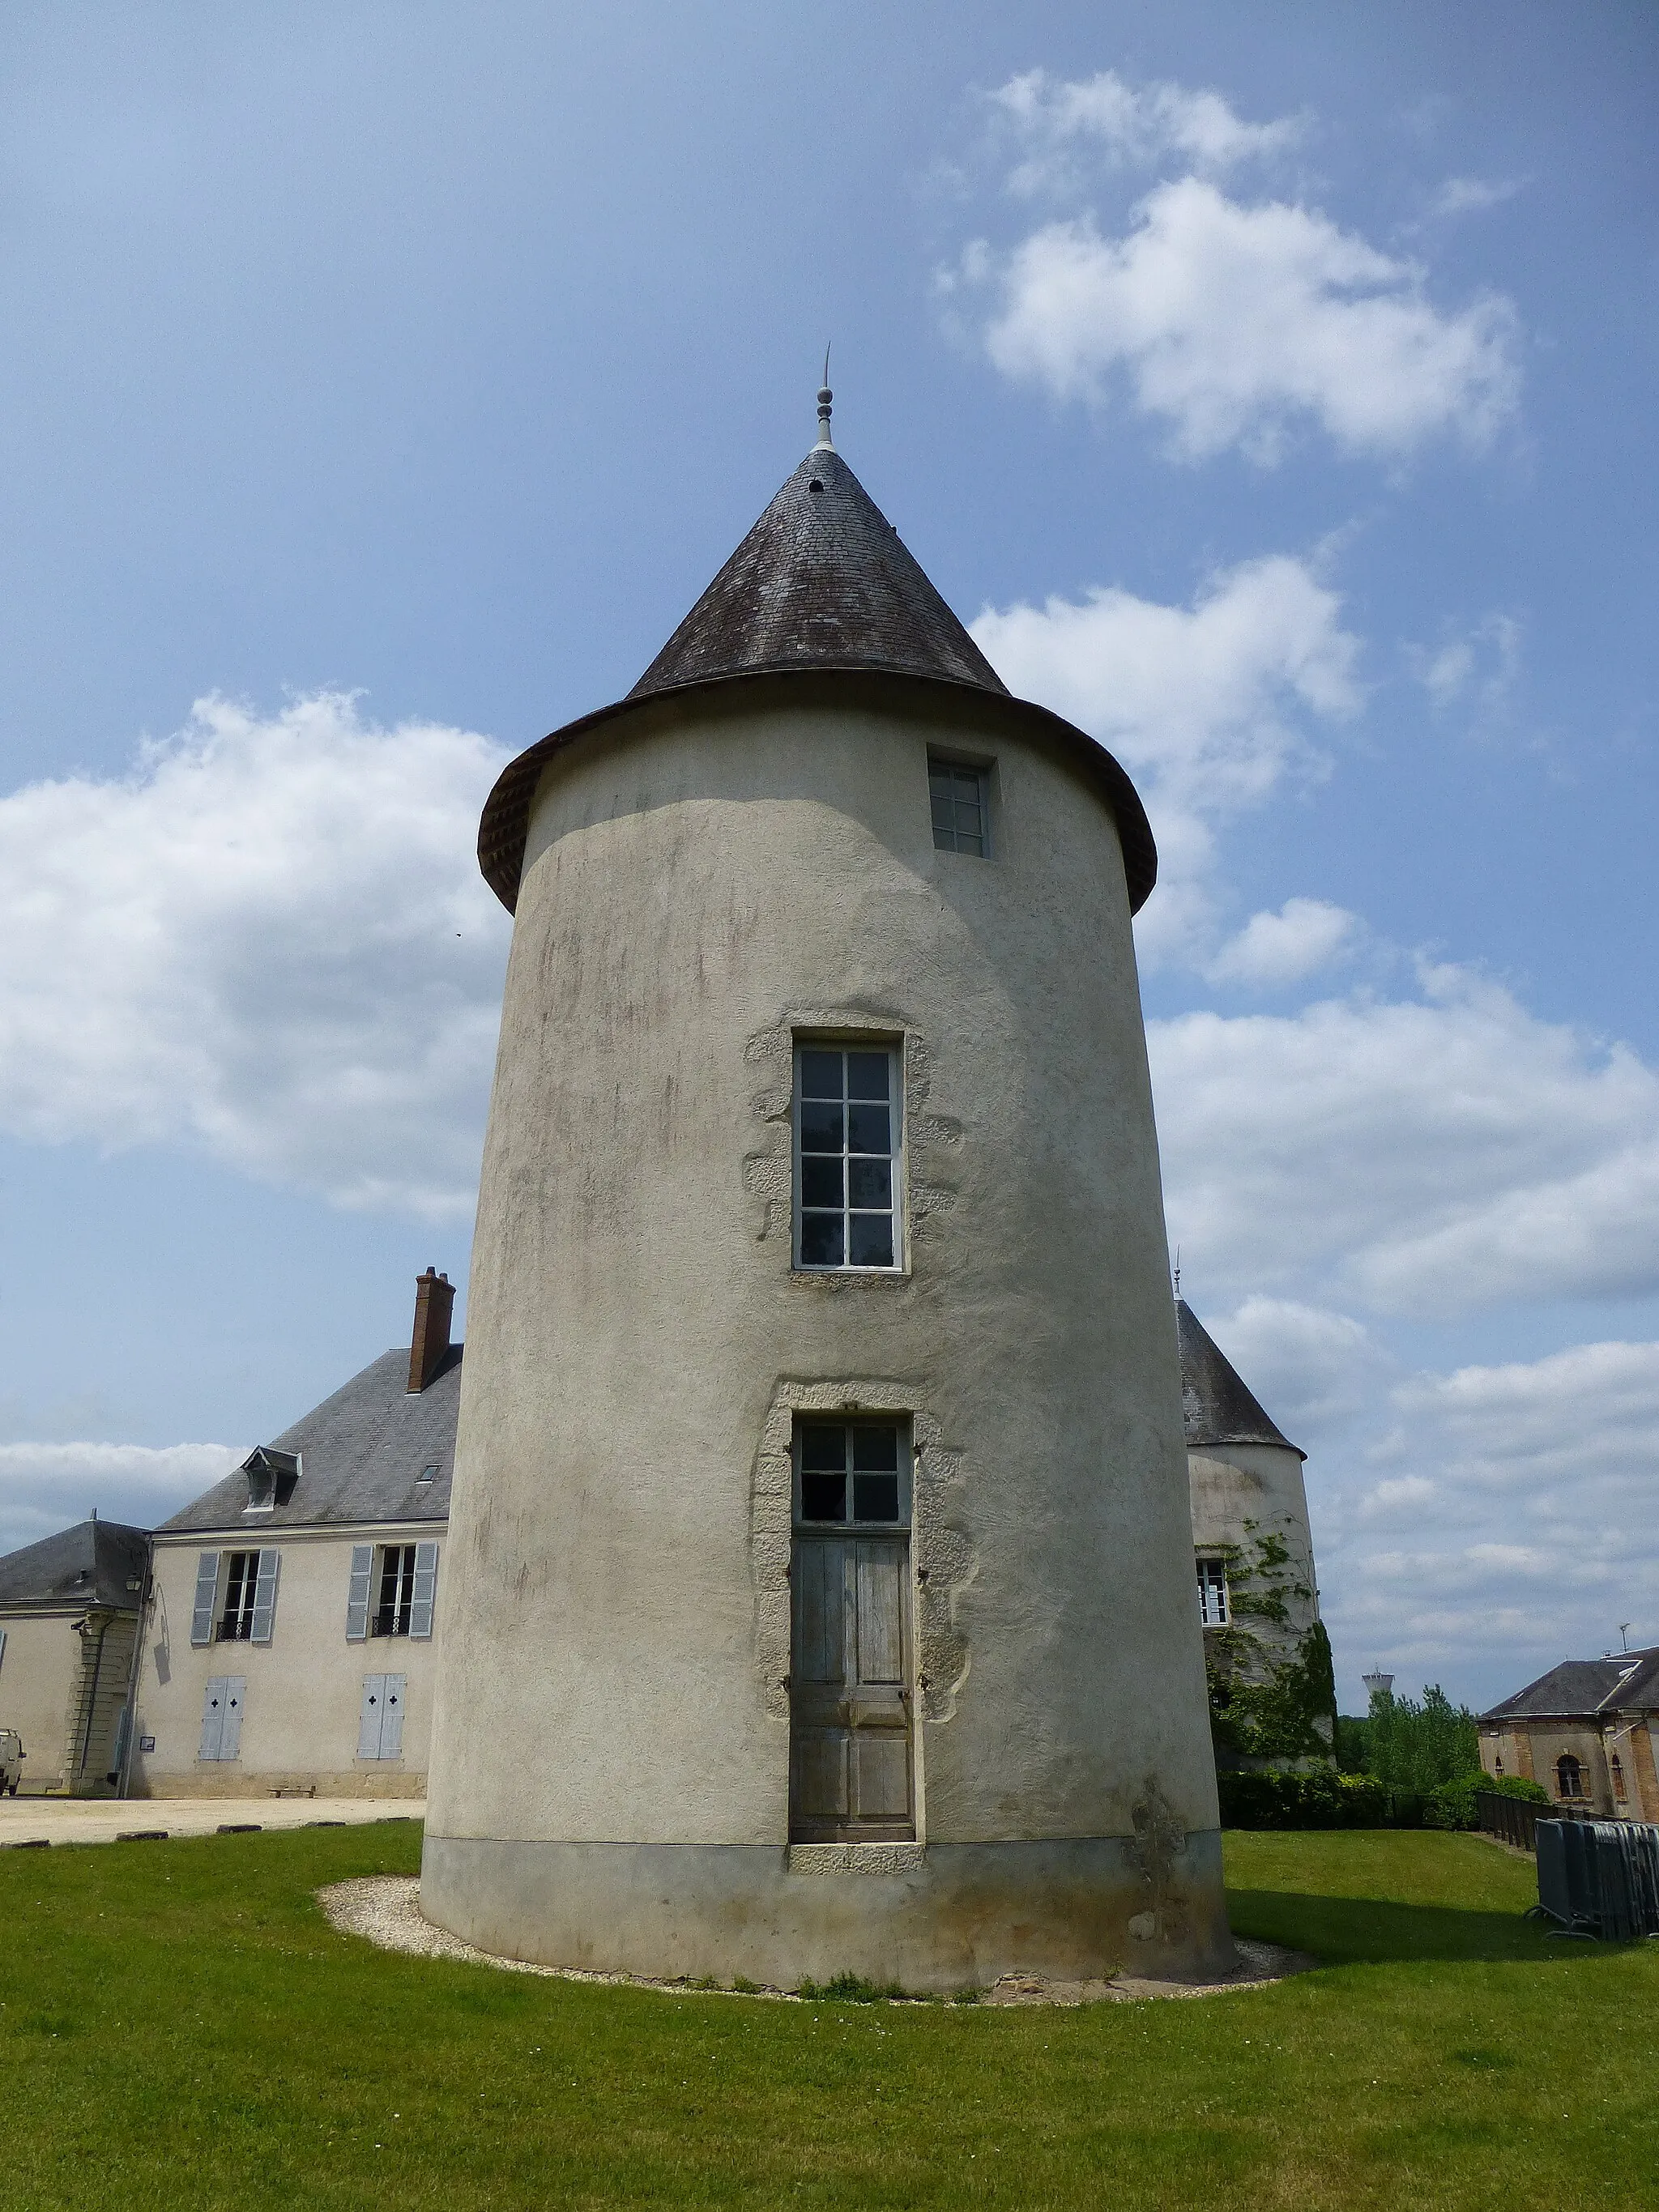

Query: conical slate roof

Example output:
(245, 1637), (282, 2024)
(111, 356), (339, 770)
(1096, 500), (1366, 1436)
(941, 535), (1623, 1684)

(476, 419), (1158, 915)
(1176, 1299), (1302, 1457)
(629, 447), (1009, 699)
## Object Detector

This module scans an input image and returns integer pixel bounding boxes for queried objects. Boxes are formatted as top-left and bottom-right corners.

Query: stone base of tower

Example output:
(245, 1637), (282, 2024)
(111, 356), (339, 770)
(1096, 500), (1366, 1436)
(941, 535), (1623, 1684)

(418, 1831), (1235, 1993)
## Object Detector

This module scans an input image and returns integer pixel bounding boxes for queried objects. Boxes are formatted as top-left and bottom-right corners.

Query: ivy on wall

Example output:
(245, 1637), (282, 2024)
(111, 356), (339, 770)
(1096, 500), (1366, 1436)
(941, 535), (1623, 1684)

(1205, 1524), (1335, 1767)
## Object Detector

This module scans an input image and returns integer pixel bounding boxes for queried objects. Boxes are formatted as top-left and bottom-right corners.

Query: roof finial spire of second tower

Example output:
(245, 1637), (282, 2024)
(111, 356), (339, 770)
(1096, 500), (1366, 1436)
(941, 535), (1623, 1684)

(815, 343), (834, 450)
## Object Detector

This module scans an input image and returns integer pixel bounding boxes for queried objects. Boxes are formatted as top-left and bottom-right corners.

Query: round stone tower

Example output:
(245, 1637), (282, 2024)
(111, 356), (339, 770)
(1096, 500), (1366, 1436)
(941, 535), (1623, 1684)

(421, 395), (1233, 1989)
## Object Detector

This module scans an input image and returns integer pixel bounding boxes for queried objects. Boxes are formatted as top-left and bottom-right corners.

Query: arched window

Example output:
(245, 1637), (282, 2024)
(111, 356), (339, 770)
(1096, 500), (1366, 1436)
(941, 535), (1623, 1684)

(1555, 1753), (1583, 1800)
(1494, 1754), (1504, 1775)
(1611, 1753), (1626, 1800)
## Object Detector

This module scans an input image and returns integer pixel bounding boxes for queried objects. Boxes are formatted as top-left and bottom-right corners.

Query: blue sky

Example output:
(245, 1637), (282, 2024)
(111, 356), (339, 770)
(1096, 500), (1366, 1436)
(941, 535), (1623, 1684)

(2, 2), (1656, 1707)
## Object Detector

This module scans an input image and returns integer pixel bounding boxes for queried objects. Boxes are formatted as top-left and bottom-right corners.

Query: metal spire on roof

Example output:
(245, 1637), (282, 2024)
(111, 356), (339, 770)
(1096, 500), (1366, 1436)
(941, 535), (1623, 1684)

(815, 343), (834, 450)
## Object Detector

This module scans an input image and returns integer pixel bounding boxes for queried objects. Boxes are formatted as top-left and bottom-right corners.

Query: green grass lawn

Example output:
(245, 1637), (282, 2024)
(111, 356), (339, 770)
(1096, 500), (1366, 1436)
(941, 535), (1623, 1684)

(2, 1822), (1656, 2211)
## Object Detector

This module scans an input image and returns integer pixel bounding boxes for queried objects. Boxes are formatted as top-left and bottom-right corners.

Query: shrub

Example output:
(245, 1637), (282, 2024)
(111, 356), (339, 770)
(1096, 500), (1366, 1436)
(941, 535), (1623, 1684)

(1424, 1771), (1549, 1830)
(1485, 1773), (1550, 1803)
(1216, 1767), (1415, 1830)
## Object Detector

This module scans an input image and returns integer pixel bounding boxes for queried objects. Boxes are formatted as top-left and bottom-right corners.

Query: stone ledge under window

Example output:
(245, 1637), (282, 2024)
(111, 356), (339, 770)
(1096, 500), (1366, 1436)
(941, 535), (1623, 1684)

(786, 1842), (924, 1877)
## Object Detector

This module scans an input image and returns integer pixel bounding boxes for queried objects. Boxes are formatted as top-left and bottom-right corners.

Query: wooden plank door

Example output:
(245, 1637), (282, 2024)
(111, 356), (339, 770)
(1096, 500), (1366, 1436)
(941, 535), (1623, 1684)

(790, 1535), (912, 1842)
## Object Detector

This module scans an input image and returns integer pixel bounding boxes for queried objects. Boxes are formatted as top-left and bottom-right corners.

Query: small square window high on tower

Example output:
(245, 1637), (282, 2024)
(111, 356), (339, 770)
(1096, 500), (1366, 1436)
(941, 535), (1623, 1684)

(928, 755), (989, 856)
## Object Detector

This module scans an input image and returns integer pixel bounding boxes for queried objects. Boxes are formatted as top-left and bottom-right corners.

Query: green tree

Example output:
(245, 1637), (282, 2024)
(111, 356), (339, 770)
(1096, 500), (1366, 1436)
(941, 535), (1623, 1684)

(1363, 1683), (1481, 1792)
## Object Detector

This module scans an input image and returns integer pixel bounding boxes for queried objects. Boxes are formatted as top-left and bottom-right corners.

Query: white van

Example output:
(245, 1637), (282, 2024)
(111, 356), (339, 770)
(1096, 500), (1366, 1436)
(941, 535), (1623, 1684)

(0, 1730), (22, 1795)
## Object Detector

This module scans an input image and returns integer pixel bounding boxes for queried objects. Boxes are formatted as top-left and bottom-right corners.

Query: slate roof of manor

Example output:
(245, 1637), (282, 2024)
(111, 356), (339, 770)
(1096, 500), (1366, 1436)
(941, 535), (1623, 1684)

(1481, 1647), (1659, 1723)
(1176, 1298), (1303, 1458)
(0, 1518), (150, 1612)
(158, 1348), (461, 1536)
(475, 427), (1158, 918)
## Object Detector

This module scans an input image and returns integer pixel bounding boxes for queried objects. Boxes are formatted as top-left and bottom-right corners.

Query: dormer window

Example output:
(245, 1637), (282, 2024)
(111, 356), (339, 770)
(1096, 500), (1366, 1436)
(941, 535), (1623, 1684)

(240, 1447), (301, 1514)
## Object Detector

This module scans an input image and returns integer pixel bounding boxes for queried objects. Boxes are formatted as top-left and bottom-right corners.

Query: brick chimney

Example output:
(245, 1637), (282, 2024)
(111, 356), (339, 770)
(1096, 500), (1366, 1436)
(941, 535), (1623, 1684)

(408, 1267), (455, 1393)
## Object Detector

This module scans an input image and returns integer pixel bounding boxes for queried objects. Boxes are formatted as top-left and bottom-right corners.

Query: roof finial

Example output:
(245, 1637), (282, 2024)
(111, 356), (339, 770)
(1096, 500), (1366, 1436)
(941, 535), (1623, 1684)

(815, 343), (834, 451)
(1172, 1246), (1181, 1298)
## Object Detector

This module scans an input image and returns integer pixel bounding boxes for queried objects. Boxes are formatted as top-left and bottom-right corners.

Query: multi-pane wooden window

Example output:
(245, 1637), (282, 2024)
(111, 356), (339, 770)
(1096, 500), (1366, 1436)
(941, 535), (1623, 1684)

(928, 755), (989, 856)
(1196, 1557), (1230, 1627)
(795, 1045), (902, 1271)
(796, 1421), (907, 1526)
(189, 1549), (279, 1647)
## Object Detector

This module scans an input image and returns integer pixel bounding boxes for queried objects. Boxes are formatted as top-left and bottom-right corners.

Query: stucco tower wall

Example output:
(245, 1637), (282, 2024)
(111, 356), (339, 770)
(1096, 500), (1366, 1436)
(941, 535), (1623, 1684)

(424, 676), (1229, 1987)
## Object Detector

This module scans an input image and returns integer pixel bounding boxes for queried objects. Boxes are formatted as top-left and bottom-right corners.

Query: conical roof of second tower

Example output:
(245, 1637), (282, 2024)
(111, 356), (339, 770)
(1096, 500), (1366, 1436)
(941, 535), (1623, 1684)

(1176, 1298), (1303, 1459)
(629, 447), (1009, 699)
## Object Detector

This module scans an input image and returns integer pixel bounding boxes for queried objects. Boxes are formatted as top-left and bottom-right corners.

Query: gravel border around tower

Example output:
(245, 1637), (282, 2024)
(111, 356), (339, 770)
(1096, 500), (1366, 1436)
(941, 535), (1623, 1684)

(318, 1876), (1313, 2003)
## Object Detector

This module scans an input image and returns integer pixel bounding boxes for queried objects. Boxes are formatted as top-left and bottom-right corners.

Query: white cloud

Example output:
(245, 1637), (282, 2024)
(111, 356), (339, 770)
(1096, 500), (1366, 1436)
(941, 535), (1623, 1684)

(1316, 1340), (1659, 1699)
(1428, 176), (1525, 219)
(1154, 965), (1659, 1317)
(971, 554), (1360, 962)
(960, 176), (1519, 462)
(1409, 612), (1522, 718)
(1361, 1473), (1435, 1517)
(0, 692), (512, 1216)
(0, 1441), (241, 1557)
(991, 69), (1302, 195)
(1198, 1296), (1388, 1443)
(1207, 897), (1360, 987)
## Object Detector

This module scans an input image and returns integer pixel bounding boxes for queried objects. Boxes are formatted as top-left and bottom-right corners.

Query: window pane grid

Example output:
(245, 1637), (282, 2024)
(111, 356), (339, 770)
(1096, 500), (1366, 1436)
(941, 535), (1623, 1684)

(1196, 1558), (1229, 1627)
(217, 1552), (258, 1642)
(795, 1421), (907, 1526)
(928, 759), (987, 856)
(373, 1545), (416, 1637)
(796, 1046), (899, 1271)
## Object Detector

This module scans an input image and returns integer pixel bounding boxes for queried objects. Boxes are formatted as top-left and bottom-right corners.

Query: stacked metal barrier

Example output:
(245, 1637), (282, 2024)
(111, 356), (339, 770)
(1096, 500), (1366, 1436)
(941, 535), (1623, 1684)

(1534, 1818), (1659, 1939)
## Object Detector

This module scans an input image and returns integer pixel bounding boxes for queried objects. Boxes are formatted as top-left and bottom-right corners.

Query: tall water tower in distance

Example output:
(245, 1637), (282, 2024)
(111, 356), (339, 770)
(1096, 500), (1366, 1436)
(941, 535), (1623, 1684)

(1363, 1671), (1396, 1700)
(420, 386), (1235, 1992)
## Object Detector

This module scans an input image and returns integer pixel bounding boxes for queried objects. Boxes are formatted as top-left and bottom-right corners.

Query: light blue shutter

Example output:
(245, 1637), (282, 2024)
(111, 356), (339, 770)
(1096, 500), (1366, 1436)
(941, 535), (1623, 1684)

(381, 1673), (407, 1758)
(409, 1541), (438, 1639)
(358, 1675), (386, 1758)
(220, 1677), (245, 1758)
(190, 1553), (220, 1646)
(346, 1545), (373, 1641)
(200, 1677), (228, 1759)
(249, 1549), (280, 1644)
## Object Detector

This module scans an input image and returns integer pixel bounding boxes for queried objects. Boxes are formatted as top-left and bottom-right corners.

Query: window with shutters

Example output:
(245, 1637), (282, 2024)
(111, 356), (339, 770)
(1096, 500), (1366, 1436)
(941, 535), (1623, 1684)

(211, 1549), (279, 1643)
(794, 1044), (903, 1272)
(1196, 1557), (1230, 1627)
(347, 1541), (438, 1641)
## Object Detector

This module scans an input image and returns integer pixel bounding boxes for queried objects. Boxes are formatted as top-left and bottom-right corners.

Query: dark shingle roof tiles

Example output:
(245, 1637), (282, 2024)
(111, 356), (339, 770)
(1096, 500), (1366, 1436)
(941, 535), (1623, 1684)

(1176, 1299), (1303, 1458)
(629, 448), (1009, 698)
(0, 1519), (150, 1611)
(475, 437), (1158, 918)
(158, 1348), (460, 1536)
(1482, 1648), (1659, 1723)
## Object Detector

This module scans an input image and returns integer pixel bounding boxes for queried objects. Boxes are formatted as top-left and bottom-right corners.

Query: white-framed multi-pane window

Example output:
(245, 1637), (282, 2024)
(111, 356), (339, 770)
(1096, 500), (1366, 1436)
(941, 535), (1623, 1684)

(1196, 1556), (1230, 1627)
(794, 1043), (902, 1272)
(928, 753), (991, 857)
